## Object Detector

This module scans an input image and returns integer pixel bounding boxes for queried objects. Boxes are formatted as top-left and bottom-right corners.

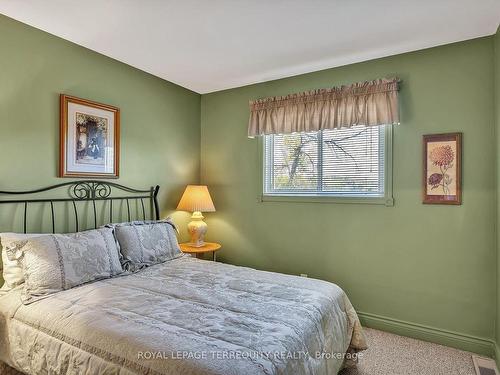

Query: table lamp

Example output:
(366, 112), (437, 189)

(176, 185), (216, 247)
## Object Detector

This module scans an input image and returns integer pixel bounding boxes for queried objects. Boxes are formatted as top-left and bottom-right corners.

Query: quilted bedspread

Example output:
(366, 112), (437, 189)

(0, 256), (366, 375)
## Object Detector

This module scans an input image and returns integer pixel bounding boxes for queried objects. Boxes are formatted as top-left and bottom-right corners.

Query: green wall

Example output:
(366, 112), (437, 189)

(495, 25), (500, 362)
(0, 15), (200, 237)
(201, 37), (497, 352)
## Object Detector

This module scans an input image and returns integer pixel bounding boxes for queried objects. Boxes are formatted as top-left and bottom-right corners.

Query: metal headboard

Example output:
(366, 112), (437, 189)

(0, 180), (160, 233)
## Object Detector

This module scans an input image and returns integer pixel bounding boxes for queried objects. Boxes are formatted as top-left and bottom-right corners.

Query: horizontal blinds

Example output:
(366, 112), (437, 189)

(264, 125), (385, 197)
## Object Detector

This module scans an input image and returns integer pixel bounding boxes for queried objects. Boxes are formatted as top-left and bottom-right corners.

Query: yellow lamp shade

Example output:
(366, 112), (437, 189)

(176, 185), (215, 213)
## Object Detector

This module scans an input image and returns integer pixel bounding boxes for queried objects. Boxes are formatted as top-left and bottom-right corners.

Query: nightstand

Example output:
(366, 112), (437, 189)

(179, 242), (222, 261)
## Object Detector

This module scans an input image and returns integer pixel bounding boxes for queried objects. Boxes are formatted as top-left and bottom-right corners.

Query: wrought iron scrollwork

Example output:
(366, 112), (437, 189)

(71, 182), (112, 200)
(0, 180), (160, 233)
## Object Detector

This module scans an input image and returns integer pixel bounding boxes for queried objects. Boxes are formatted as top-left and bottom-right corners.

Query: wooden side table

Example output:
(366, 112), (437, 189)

(179, 242), (222, 261)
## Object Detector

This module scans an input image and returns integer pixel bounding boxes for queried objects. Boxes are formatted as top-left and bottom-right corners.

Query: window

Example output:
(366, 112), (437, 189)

(263, 125), (392, 204)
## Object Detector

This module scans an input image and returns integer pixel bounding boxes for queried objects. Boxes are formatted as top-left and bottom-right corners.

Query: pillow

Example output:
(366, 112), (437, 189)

(7, 228), (122, 304)
(104, 219), (179, 231)
(112, 220), (182, 271)
(1, 233), (45, 292)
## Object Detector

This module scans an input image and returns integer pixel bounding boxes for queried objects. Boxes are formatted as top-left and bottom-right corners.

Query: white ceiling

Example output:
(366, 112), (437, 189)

(1, 0), (499, 94)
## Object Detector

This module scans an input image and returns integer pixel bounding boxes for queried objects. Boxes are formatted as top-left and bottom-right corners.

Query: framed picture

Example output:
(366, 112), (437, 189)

(423, 132), (462, 205)
(59, 94), (120, 178)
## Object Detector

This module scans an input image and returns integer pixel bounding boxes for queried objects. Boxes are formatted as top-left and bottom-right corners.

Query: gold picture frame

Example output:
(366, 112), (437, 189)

(59, 94), (120, 178)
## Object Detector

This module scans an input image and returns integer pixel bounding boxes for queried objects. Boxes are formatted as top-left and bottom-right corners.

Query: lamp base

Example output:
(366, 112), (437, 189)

(187, 211), (207, 247)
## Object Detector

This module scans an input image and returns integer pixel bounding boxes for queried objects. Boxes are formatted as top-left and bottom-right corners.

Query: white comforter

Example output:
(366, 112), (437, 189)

(0, 256), (366, 375)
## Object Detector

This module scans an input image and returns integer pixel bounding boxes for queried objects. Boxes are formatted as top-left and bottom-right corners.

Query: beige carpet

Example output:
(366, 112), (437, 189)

(340, 328), (479, 375)
(0, 328), (486, 375)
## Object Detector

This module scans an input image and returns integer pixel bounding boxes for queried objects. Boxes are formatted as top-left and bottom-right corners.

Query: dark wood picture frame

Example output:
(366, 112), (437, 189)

(59, 94), (120, 178)
(422, 132), (462, 205)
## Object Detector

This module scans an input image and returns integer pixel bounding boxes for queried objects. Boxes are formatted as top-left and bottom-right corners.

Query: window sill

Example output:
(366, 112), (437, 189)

(259, 194), (394, 206)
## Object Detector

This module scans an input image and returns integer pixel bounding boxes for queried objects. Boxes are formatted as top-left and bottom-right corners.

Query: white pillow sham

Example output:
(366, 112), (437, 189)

(7, 228), (123, 304)
(1, 233), (45, 292)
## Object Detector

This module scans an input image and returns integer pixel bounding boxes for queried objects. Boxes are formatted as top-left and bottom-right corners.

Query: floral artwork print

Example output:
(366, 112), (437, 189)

(423, 133), (461, 205)
(427, 144), (454, 194)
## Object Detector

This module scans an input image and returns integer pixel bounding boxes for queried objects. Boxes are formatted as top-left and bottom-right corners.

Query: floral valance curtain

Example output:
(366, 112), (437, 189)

(248, 78), (400, 137)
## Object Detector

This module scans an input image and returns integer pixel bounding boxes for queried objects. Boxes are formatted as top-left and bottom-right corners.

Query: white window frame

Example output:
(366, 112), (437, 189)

(258, 125), (394, 206)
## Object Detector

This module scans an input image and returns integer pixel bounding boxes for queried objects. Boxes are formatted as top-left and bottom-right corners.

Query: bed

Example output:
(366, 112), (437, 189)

(0, 181), (367, 375)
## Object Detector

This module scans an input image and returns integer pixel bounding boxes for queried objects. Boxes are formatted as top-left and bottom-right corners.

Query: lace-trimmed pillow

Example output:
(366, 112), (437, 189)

(7, 228), (123, 304)
(1, 233), (46, 292)
(111, 220), (182, 271)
